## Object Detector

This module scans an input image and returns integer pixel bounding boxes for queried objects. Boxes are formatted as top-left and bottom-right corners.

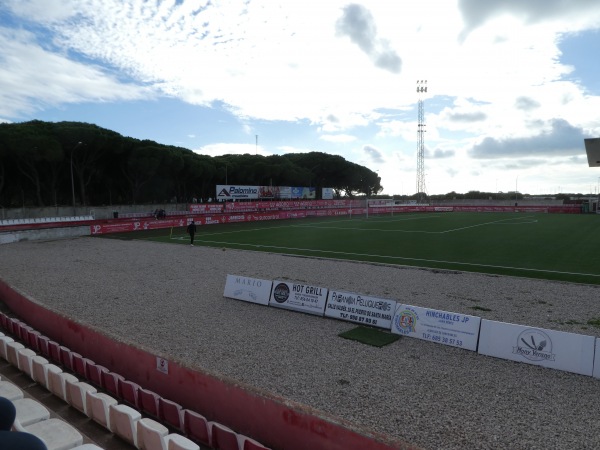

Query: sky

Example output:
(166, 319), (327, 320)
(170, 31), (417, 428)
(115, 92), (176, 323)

(1, 0), (600, 196)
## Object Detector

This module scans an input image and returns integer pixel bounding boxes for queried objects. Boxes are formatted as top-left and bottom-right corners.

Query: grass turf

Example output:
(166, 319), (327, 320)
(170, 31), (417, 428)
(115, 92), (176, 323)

(338, 326), (400, 347)
(99, 212), (600, 285)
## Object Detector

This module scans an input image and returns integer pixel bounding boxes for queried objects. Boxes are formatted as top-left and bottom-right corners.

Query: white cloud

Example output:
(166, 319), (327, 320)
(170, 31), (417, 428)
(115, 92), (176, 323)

(458, 0), (600, 39)
(275, 145), (315, 155)
(363, 144), (385, 163)
(335, 4), (402, 74)
(2, 0), (600, 195)
(469, 119), (589, 158)
(319, 134), (357, 143)
(0, 26), (150, 118)
(193, 142), (268, 157)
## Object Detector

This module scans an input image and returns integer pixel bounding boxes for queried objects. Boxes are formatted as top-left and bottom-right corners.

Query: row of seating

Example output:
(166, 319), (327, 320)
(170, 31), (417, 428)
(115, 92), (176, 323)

(0, 339), (98, 449)
(118, 211), (193, 219)
(0, 313), (271, 450)
(0, 216), (94, 227)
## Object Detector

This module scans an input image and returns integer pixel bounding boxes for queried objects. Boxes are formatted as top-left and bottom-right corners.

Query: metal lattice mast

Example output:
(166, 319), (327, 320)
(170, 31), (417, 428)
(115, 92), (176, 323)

(416, 80), (427, 203)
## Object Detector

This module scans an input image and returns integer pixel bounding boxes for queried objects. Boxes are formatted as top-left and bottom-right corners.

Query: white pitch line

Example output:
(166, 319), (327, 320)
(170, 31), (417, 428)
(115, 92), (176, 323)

(198, 215), (438, 236)
(200, 223), (301, 237)
(294, 215), (538, 234)
(291, 225), (441, 233)
(167, 214), (539, 240)
(196, 239), (600, 278)
(439, 216), (538, 234)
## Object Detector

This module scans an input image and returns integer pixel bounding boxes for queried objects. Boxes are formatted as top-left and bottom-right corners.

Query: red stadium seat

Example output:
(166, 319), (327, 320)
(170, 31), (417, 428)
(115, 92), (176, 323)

(5, 317), (17, 335)
(239, 435), (271, 450)
(101, 371), (124, 399)
(37, 335), (50, 358)
(158, 397), (184, 431)
(183, 410), (211, 447)
(47, 340), (61, 363)
(138, 387), (160, 419)
(59, 346), (74, 371)
(71, 353), (87, 378)
(86, 362), (108, 389)
(24, 329), (41, 351)
(209, 422), (239, 450)
(14, 321), (31, 341)
(119, 379), (141, 409)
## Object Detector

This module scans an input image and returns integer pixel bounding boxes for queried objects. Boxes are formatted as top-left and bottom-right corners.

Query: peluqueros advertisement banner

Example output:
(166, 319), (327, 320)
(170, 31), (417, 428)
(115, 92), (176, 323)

(325, 290), (396, 329)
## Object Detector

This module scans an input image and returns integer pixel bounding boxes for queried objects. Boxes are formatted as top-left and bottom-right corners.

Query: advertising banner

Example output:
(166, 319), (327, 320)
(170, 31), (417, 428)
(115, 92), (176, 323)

(223, 214), (247, 223)
(391, 304), (481, 351)
(216, 185), (260, 200)
(259, 186), (280, 199)
(322, 188), (334, 200)
(189, 204), (225, 214)
(325, 290), (396, 329)
(290, 187), (305, 199)
(90, 218), (185, 235)
(247, 212), (284, 222)
(279, 186), (292, 199)
(594, 338), (600, 379)
(223, 199), (360, 211)
(269, 281), (328, 316)
(223, 274), (273, 306)
(478, 320), (596, 376)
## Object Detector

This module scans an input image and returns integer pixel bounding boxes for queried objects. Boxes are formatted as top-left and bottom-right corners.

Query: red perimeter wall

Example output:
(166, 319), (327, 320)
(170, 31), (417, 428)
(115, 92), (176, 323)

(0, 278), (418, 450)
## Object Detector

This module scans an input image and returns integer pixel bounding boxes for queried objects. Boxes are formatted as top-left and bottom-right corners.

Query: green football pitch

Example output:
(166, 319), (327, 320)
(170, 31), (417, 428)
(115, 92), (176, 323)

(100, 212), (600, 285)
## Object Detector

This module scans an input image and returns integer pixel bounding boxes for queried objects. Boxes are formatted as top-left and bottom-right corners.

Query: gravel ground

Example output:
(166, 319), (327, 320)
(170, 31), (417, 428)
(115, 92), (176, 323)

(1, 236), (599, 450)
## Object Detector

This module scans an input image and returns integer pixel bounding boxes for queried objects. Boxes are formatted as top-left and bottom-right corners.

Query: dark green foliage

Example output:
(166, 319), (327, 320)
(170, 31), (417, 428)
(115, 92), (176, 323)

(470, 306), (492, 312)
(0, 120), (380, 206)
(588, 319), (600, 328)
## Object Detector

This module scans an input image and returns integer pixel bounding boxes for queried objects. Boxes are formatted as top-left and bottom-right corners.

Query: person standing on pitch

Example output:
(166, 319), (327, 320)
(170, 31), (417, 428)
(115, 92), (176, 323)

(187, 220), (197, 246)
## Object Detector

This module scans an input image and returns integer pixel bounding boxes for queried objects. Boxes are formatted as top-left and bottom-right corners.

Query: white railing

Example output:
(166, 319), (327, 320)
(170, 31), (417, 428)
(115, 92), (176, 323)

(0, 215), (94, 227)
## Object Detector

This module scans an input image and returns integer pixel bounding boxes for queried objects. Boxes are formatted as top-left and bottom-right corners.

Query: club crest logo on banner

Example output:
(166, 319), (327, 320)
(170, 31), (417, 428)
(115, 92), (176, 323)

(272, 283), (291, 303)
(394, 308), (418, 335)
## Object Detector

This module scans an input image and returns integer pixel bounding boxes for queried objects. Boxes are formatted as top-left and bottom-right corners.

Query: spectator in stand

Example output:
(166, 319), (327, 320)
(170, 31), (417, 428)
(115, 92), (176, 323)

(0, 397), (48, 450)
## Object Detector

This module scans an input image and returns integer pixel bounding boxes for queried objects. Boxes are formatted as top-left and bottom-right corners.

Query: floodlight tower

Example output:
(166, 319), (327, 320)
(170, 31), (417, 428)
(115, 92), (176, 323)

(416, 80), (427, 203)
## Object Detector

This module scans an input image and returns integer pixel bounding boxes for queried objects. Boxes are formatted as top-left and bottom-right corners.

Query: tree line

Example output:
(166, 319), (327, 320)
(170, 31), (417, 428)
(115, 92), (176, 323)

(0, 120), (382, 207)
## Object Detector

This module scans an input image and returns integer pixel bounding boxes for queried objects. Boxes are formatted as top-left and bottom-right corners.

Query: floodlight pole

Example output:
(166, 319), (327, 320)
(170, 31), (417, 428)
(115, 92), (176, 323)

(416, 80), (427, 204)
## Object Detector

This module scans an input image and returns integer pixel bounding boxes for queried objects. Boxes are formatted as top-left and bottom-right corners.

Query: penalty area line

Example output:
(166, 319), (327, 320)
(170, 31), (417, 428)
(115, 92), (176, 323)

(198, 239), (600, 278)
